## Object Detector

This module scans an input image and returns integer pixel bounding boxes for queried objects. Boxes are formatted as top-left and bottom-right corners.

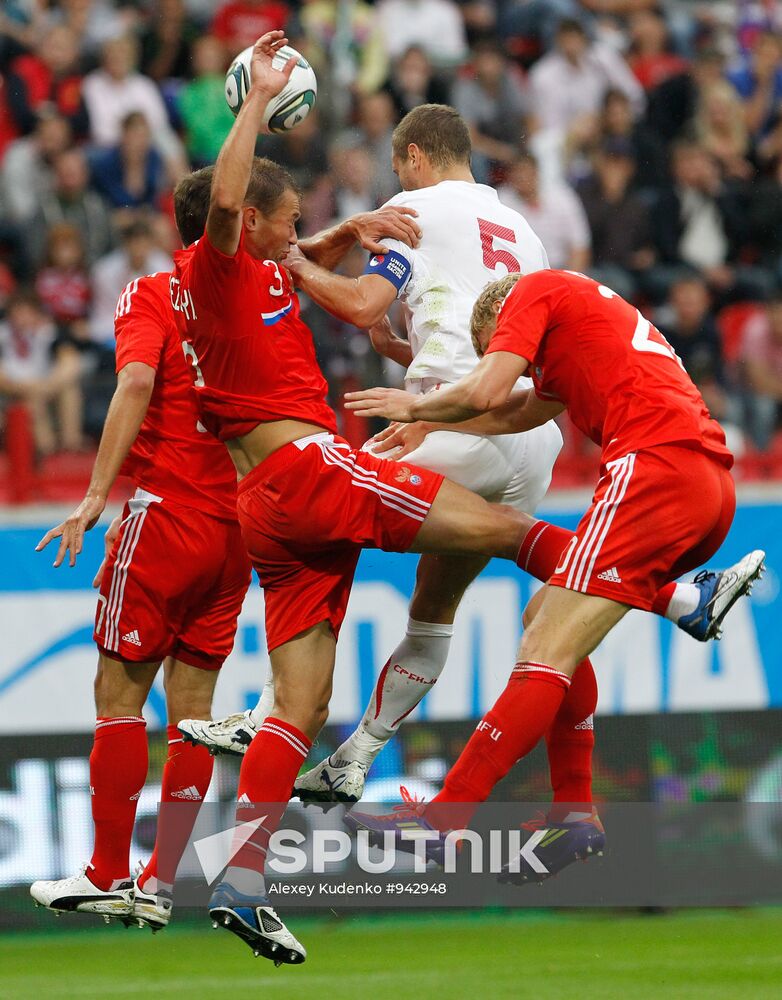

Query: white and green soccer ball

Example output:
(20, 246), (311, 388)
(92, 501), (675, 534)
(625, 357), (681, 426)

(224, 44), (317, 134)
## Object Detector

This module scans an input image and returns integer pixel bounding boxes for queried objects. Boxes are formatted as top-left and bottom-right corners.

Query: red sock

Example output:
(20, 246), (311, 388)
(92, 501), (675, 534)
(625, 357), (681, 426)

(89, 716), (148, 889)
(546, 658), (597, 821)
(228, 717), (311, 879)
(516, 520), (576, 582)
(429, 664), (570, 828)
(139, 725), (214, 893)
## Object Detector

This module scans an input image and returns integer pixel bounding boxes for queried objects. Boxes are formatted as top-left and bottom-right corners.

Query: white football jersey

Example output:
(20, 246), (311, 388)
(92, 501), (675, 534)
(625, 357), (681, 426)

(371, 180), (549, 385)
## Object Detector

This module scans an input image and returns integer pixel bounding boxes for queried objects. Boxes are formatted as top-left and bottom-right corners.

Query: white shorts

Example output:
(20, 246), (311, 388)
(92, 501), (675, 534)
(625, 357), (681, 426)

(366, 421), (563, 515)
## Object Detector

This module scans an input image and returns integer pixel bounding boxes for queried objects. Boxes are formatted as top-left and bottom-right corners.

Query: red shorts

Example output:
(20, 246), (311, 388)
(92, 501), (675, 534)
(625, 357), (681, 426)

(549, 444), (735, 610)
(237, 433), (444, 652)
(95, 489), (251, 669)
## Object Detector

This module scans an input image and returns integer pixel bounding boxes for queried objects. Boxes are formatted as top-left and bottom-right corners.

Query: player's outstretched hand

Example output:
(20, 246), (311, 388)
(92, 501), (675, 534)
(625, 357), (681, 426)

(351, 206), (421, 255)
(250, 30), (297, 99)
(35, 494), (106, 568)
(344, 386), (418, 422)
(92, 514), (121, 589)
(370, 421), (431, 459)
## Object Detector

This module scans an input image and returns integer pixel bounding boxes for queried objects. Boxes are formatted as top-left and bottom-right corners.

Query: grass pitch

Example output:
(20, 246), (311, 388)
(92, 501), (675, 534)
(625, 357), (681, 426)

(1, 909), (781, 1000)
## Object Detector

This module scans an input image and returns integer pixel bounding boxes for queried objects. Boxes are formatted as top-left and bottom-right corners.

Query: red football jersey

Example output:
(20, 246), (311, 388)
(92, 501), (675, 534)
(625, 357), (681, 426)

(487, 270), (733, 467)
(114, 271), (238, 520)
(171, 231), (337, 441)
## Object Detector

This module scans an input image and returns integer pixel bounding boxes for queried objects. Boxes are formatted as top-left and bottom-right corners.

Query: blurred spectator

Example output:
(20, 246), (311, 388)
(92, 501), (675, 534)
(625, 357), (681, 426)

(626, 8), (688, 91)
(300, 0), (388, 129)
(695, 81), (752, 180)
(0, 291), (83, 454)
(346, 91), (399, 206)
(35, 223), (91, 336)
(452, 38), (528, 181)
(139, 0), (198, 82)
(91, 111), (166, 213)
(4, 25), (87, 137)
(178, 35), (235, 167)
(262, 109), (329, 194)
(498, 152), (591, 271)
(658, 277), (740, 444)
(652, 140), (748, 298)
(600, 88), (666, 191)
(727, 30), (782, 142)
(28, 148), (114, 267)
(738, 295), (782, 448)
(211, 0), (291, 55)
(89, 220), (171, 347)
(577, 138), (654, 301)
(1, 112), (72, 224)
(528, 18), (644, 136)
(82, 35), (186, 171)
(329, 143), (377, 219)
(376, 0), (468, 68)
(49, 0), (134, 63)
(747, 154), (782, 277)
(385, 45), (450, 119)
(644, 48), (725, 146)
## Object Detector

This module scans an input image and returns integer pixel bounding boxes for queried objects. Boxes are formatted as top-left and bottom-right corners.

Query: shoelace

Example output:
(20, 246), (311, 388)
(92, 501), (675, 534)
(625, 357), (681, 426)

(387, 785), (428, 821)
(521, 810), (550, 832)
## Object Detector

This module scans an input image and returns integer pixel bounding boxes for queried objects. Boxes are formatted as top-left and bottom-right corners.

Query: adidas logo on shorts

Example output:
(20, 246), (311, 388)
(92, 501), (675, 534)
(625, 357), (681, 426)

(596, 567), (622, 584)
(171, 785), (203, 801)
(122, 629), (142, 646)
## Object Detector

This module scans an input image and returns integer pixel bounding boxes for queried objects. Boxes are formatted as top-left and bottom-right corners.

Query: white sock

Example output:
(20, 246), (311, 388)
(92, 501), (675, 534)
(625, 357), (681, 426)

(249, 674), (275, 728)
(665, 582), (701, 622)
(333, 618), (454, 769)
(222, 864), (267, 900)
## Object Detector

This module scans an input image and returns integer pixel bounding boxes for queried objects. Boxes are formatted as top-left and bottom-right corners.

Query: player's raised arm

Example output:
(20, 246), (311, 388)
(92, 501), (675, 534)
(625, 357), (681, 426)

(207, 31), (296, 256)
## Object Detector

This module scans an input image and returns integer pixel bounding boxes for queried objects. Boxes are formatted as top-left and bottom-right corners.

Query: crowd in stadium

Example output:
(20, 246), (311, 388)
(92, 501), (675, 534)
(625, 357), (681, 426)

(1, 0), (782, 472)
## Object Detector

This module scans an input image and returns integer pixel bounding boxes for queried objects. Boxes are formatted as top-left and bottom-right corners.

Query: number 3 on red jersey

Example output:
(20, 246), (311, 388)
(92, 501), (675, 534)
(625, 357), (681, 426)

(478, 218), (521, 273)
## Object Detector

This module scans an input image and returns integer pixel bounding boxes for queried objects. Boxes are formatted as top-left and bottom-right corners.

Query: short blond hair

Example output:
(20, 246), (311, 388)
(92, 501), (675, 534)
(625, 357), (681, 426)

(470, 272), (523, 355)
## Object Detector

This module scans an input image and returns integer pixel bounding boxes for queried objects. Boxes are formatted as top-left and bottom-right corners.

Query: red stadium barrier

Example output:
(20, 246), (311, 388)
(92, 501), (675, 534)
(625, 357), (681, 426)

(5, 403), (35, 504)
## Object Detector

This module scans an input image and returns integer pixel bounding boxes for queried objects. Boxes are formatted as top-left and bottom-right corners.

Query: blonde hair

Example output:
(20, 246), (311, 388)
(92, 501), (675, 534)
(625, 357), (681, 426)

(695, 80), (748, 159)
(469, 272), (523, 355)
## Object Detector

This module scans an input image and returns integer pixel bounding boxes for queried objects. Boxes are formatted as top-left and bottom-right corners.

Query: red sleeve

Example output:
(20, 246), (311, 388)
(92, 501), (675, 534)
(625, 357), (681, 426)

(486, 271), (570, 364)
(114, 278), (168, 373)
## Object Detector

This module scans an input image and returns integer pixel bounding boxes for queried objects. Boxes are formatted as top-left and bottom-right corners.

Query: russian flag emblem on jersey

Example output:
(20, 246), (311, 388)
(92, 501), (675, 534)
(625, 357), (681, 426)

(261, 301), (293, 326)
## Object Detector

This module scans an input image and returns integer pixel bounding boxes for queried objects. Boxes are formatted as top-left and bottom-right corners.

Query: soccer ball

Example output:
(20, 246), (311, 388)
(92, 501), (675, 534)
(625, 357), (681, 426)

(224, 44), (317, 134)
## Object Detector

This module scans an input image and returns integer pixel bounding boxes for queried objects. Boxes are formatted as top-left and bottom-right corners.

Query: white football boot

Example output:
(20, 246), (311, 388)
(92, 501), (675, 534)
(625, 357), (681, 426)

(293, 754), (369, 804)
(129, 872), (172, 932)
(30, 865), (134, 920)
(178, 710), (259, 756)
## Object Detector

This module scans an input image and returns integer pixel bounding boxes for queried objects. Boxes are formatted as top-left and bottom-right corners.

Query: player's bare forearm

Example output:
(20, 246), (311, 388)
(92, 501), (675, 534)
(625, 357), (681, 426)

(36, 363), (154, 566)
(368, 316), (413, 366)
(289, 256), (395, 328)
(298, 206), (422, 272)
(208, 31), (295, 255)
(297, 220), (357, 271)
(87, 365), (154, 500)
(346, 352), (530, 422)
(434, 392), (565, 435)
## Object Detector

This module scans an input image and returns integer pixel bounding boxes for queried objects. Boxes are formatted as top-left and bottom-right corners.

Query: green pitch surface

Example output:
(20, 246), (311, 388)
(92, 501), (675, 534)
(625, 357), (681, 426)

(2, 909), (781, 1000)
